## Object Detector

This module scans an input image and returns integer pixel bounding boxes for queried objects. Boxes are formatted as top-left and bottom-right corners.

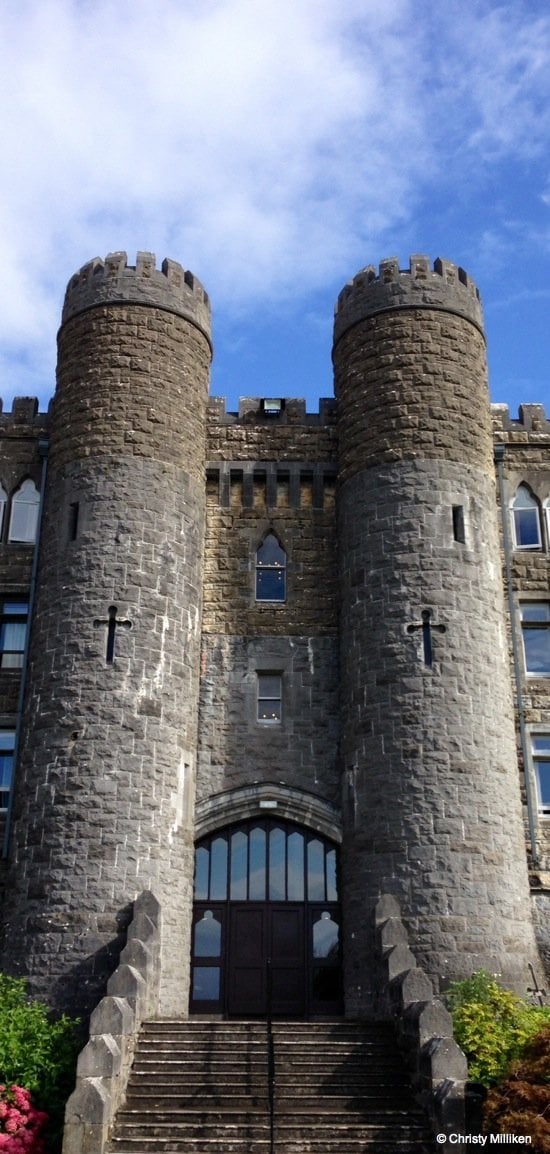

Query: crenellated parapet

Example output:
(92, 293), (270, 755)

(0, 398), (49, 431)
(206, 396), (337, 425)
(492, 402), (550, 436)
(62, 251), (211, 346)
(334, 254), (484, 347)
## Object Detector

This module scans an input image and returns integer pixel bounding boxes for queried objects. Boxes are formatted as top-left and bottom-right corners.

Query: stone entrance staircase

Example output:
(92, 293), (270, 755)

(106, 1019), (434, 1153)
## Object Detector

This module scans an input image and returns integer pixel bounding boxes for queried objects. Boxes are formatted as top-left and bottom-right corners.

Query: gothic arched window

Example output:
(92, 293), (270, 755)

(8, 480), (40, 544)
(511, 485), (542, 551)
(255, 533), (286, 601)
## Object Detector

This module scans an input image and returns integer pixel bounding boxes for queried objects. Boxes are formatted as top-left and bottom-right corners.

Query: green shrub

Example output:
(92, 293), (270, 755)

(0, 974), (81, 1150)
(445, 970), (550, 1086)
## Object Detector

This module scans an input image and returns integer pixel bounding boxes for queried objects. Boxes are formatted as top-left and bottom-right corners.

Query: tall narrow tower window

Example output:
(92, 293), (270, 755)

(511, 486), (542, 550)
(255, 533), (286, 601)
(0, 486), (7, 540)
(8, 480), (40, 544)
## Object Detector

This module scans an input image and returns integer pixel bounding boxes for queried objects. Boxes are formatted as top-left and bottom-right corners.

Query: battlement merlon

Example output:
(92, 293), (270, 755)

(61, 251), (212, 348)
(333, 255), (484, 348)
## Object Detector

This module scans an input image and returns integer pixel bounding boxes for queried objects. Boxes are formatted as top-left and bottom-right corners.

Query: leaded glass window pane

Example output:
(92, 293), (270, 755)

(326, 849), (337, 901)
(230, 831), (248, 899)
(211, 837), (228, 899)
(249, 827), (267, 900)
(269, 826), (286, 900)
(194, 846), (209, 899)
(307, 839), (325, 900)
(192, 967), (220, 1001)
(287, 831), (305, 901)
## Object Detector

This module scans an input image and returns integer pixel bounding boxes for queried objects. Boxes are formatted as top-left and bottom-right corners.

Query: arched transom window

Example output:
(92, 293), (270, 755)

(8, 480), (40, 544)
(511, 485), (542, 550)
(194, 820), (338, 903)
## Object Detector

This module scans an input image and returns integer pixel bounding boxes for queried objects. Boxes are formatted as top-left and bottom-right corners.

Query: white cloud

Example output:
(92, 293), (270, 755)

(1, 0), (550, 406)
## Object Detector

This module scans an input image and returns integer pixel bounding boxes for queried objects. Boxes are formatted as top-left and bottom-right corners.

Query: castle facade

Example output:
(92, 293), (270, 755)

(0, 252), (548, 1020)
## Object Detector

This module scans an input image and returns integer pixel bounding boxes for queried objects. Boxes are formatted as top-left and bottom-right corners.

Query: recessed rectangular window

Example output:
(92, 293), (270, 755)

(532, 735), (550, 815)
(68, 502), (79, 541)
(452, 505), (465, 543)
(0, 730), (15, 811)
(520, 603), (550, 676)
(257, 673), (282, 722)
(0, 602), (28, 669)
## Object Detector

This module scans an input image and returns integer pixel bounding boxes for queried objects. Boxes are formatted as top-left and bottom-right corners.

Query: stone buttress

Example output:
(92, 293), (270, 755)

(334, 256), (542, 1014)
(0, 253), (211, 1016)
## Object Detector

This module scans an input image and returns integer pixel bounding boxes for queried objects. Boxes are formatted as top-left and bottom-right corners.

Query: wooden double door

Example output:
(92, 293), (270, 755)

(190, 820), (342, 1018)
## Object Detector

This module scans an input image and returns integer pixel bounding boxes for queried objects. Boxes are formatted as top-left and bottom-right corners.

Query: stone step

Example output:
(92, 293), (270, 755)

(113, 1120), (426, 1139)
(108, 1143), (427, 1154)
(106, 1019), (432, 1154)
(124, 1084), (406, 1103)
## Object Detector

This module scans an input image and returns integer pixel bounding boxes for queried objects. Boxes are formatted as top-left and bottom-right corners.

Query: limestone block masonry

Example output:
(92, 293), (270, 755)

(0, 251), (548, 1024)
(0, 253), (211, 1016)
(334, 256), (542, 1013)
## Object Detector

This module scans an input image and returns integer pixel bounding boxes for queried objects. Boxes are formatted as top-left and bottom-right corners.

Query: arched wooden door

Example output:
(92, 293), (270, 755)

(190, 819), (342, 1017)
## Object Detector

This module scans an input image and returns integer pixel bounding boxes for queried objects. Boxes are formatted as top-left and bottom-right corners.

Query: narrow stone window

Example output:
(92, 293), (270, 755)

(511, 485), (542, 550)
(531, 735), (550, 815)
(257, 672), (282, 722)
(0, 486), (7, 541)
(68, 502), (79, 541)
(452, 505), (465, 543)
(0, 601), (28, 668)
(8, 480), (40, 544)
(255, 533), (286, 601)
(520, 603), (550, 675)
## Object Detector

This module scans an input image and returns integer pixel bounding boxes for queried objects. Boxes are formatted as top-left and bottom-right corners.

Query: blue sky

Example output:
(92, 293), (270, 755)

(1, 0), (550, 418)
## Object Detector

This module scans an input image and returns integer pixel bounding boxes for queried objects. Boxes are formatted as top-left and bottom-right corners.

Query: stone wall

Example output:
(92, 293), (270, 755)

(334, 258), (542, 1013)
(492, 402), (550, 972)
(0, 255), (211, 1018)
(198, 402), (339, 812)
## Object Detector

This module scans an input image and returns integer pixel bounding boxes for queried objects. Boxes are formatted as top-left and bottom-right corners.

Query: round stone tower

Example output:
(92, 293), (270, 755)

(334, 255), (541, 1015)
(1, 252), (211, 1016)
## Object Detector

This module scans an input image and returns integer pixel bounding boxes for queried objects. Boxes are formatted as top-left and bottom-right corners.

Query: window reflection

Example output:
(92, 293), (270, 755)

(211, 837), (228, 900)
(313, 911), (339, 959)
(194, 910), (222, 957)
